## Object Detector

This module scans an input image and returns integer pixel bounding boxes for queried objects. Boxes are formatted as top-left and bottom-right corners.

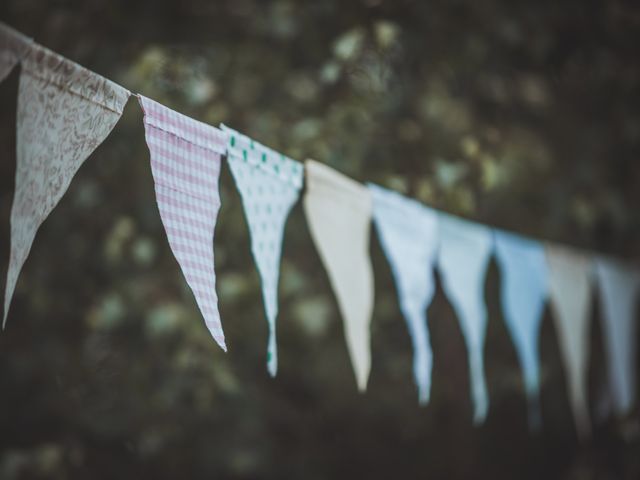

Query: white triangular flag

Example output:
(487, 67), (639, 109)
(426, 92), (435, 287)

(139, 96), (228, 350)
(0, 23), (32, 83)
(437, 213), (493, 424)
(303, 160), (374, 391)
(222, 125), (304, 375)
(369, 184), (438, 404)
(546, 244), (594, 439)
(494, 230), (548, 428)
(595, 257), (640, 416)
(4, 45), (130, 327)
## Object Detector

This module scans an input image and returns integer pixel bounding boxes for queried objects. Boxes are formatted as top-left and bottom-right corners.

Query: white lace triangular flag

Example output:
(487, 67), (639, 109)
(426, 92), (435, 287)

(4, 45), (130, 327)
(437, 213), (493, 424)
(0, 22), (32, 83)
(303, 160), (374, 391)
(369, 184), (439, 405)
(139, 95), (228, 350)
(494, 229), (548, 429)
(595, 257), (640, 416)
(546, 244), (594, 440)
(222, 125), (303, 375)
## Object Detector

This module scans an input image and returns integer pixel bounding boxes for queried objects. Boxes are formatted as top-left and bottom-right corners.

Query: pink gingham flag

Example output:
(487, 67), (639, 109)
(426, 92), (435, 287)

(138, 95), (227, 351)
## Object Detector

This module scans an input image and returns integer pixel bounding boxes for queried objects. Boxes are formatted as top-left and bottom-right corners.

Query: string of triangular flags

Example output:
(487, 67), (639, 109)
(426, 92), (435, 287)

(2, 23), (639, 438)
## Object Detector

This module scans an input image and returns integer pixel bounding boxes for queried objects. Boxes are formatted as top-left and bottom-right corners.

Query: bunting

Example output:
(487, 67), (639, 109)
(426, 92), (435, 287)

(546, 245), (594, 439)
(494, 230), (548, 429)
(304, 160), (374, 391)
(1, 24), (639, 435)
(437, 214), (493, 424)
(4, 44), (130, 327)
(369, 184), (439, 405)
(222, 125), (304, 375)
(595, 257), (640, 416)
(139, 95), (228, 350)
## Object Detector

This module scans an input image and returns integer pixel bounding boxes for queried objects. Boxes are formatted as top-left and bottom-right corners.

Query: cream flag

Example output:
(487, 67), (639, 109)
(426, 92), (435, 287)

(546, 244), (594, 440)
(4, 44), (130, 327)
(303, 160), (374, 391)
(437, 213), (493, 424)
(595, 257), (640, 416)
(0, 22), (32, 82)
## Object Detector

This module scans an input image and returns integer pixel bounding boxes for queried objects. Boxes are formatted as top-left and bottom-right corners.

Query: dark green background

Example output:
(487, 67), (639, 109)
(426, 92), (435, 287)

(1, 0), (639, 478)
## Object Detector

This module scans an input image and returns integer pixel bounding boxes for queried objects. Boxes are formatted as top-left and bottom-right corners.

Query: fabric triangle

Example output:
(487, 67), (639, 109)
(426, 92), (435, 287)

(139, 95), (227, 350)
(545, 244), (594, 440)
(4, 45), (129, 327)
(0, 22), (32, 83)
(595, 257), (640, 416)
(222, 125), (303, 376)
(303, 160), (374, 391)
(369, 183), (439, 405)
(494, 229), (548, 429)
(437, 213), (493, 424)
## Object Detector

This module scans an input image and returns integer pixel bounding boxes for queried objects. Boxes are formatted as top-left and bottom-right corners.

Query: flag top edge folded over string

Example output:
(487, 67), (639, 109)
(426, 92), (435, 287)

(22, 43), (130, 114)
(368, 182), (439, 219)
(139, 94), (228, 351)
(305, 159), (371, 207)
(0, 21), (33, 82)
(221, 124), (304, 189)
(140, 100), (228, 155)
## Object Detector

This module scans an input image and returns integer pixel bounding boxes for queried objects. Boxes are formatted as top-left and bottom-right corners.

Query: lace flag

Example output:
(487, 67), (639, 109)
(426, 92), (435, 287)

(304, 160), (374, 391)
(595, 257), (640, 416)
(546, 244), (594, 440)
(4, 45), (129, 327)
(139, 96), (227, 350)
(0, 22), (32, 82)
(222, 125), (303, 375)
(369, 184), (439, 405)
(494, 230), (548, 429)
(437, 213), (493, 424)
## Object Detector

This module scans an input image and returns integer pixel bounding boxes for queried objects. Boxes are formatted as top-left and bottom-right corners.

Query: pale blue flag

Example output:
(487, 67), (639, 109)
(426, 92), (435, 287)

(437, 213), (493, 424)
(595, 257), (640, 416)
(369, 184), (439, 405)
(494, 230), (548, 429)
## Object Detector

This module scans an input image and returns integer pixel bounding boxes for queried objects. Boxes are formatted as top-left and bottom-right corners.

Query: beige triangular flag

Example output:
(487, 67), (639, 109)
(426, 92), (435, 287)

(546, 244), (594, 440)
(303, 160), (374, 391)
(595, 257), (640, 416)
(4, 45), (130, 327)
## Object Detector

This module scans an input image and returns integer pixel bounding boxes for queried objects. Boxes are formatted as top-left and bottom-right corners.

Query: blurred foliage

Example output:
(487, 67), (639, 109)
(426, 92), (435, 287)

(1, 0), (640, 478)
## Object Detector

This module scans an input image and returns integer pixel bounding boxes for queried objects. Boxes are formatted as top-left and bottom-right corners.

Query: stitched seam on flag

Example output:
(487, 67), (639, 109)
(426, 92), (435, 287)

(144, 118), (227, 154)
(143, 101), (228, 146)
(22, 69), (128, 114)
(221, 124), (303, 188)
(154, 180), (220, 205)
(145, 137), (222, 174)
(227, 151), (303, 189)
